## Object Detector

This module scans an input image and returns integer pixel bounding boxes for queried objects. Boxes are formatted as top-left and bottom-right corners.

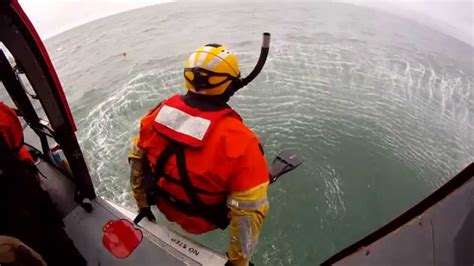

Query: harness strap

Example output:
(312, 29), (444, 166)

(154, 142), (175, 176)
(159, 173), (226, 195)
(148, 140), (229, 229)
(174, 143), (204, 207)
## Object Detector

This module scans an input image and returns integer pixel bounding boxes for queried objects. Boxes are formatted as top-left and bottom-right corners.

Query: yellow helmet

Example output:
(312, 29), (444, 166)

(184, 44), (240, 96)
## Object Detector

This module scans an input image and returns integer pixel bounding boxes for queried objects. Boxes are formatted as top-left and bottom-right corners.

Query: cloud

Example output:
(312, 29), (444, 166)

(18, 0), (171, 39)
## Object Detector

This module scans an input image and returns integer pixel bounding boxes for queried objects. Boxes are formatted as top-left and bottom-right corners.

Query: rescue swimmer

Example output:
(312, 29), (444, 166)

(129, 34), (271, 266)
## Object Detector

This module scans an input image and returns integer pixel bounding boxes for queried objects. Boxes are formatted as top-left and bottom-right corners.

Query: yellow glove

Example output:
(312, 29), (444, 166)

(129, 136), (149, 209)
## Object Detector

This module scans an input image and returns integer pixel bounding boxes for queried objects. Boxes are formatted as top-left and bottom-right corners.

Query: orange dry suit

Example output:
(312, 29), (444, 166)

(129, 94), (269, 264)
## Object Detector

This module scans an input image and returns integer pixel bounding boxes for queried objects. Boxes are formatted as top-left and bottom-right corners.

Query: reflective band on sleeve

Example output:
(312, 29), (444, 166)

(155, 105), (211, 141)
(227, 197), (268, 210)
(238, 216), (253, 258)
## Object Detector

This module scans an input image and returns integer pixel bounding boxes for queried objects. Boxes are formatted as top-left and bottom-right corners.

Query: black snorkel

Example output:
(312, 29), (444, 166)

(233, 32), (271, 92)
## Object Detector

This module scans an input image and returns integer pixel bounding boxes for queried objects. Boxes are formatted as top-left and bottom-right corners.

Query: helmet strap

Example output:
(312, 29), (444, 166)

(184, 67), (239, 93)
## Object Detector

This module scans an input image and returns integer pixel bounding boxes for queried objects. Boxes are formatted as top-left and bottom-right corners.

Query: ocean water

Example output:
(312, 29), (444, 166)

(41, 2), (473, 265)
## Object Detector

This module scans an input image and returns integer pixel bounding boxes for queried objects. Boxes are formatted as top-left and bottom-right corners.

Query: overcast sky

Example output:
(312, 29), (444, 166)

(18, 0), (474, 46)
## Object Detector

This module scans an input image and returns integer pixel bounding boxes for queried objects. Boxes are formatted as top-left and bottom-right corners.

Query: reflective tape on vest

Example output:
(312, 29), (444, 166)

(155, 105), (211, 141)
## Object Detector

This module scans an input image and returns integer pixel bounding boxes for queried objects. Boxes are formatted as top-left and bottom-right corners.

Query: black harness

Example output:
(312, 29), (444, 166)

(144, 141), (230, 229)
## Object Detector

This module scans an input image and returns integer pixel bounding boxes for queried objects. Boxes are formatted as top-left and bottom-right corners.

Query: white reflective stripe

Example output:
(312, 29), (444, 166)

(206, 50), (229, 70)
(238, 216), (253, 258)
(155, 105), (210, 141)
(196, 46), (214, 67)
(227, 198), (269, 210)
(188, 52), (197, 67)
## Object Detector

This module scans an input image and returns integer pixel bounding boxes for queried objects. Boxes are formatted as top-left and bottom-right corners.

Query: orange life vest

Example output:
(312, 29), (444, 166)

(138, 94), (266, 233)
